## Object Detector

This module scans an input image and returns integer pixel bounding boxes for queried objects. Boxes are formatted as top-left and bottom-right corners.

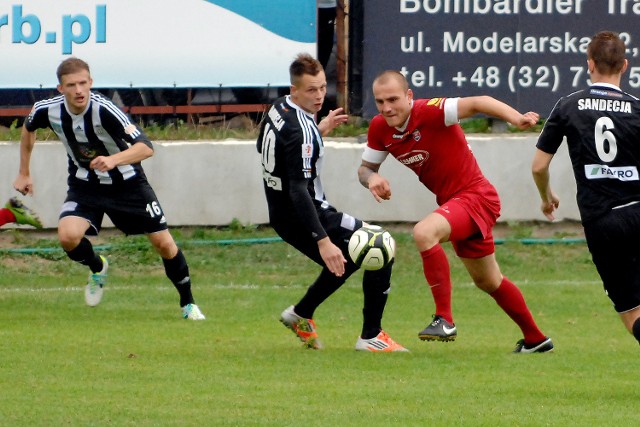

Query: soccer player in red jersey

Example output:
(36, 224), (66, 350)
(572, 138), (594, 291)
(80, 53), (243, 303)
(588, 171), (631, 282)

(358, 70), (553, 353)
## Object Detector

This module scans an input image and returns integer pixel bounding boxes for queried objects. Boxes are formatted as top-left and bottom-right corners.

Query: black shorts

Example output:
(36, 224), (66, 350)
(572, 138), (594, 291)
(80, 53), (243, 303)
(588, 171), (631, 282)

(270, 206), (363, 268)
(584, 202), (640, 312)
(59, 178), (169, 236)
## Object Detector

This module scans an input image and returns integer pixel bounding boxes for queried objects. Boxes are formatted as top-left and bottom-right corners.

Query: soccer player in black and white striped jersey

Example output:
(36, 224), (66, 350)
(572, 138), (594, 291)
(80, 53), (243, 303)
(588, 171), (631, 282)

(13, 57), (205, 320)
(257, 53), (408, 351)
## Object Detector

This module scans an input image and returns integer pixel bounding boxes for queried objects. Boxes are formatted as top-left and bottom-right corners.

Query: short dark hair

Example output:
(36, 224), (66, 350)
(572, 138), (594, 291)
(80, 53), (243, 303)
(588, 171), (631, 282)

(56, 57), (90, 83)
(289, 53), (323, 86)
(373, 70), (409, 91)
(587, 31), (626, 75)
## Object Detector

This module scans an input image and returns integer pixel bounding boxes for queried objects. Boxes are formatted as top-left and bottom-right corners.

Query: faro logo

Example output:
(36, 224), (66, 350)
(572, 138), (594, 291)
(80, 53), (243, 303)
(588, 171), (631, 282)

(0, 5), (106, 54)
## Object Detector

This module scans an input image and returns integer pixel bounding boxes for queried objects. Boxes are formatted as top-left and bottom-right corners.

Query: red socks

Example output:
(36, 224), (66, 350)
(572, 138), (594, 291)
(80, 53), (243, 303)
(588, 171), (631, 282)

(420, 244), (453, 324)
(421, 245), (546, 343)
(490, 277), (546, 344)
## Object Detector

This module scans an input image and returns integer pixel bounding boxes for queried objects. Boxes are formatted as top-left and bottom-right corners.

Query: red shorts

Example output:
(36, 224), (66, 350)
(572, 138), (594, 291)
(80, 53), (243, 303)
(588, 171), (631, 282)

(434, 186), (501, 259)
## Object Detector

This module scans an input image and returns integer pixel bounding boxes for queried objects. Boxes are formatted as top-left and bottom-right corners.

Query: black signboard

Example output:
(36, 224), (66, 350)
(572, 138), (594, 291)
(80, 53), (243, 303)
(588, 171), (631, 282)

(360, 0), (640, 118)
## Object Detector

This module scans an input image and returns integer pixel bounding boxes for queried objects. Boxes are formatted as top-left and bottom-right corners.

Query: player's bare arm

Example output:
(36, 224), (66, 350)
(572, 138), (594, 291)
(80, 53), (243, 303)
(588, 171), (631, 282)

(317, 107), (349, 136)
(358, 160), (391, 202)
(13, 125), (37, 195)
(358, 160), (377, 186)
(531, 149), (560, 221)
(457, 96), (539, 129)
(89, 142), (153, 172)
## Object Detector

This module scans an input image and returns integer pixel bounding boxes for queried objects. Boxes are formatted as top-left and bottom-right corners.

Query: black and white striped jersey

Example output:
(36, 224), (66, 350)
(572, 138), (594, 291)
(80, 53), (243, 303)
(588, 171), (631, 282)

(257, 95), (333, 240)
(25, 92), (153, 186)
(257, 95), (328, 209)
(537, 83), (640, 223)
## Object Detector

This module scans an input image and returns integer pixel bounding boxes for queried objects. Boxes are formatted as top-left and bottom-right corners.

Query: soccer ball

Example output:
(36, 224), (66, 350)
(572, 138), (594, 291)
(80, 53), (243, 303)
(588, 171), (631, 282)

(347, 225), (395, 270)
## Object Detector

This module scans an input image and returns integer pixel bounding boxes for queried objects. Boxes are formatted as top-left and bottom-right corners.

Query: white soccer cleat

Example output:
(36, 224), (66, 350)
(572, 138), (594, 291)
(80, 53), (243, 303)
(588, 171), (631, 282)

(355, 330), (409, 352)
(85, 255), (108, 307)
(182, 303), (206, 320)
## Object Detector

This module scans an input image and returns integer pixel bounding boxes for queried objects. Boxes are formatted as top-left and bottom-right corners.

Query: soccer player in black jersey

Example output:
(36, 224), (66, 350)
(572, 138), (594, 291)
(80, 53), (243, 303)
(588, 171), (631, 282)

(13, 57), (205, 320)
(257, 53), (408, 351)
(533, 31), (640, 346)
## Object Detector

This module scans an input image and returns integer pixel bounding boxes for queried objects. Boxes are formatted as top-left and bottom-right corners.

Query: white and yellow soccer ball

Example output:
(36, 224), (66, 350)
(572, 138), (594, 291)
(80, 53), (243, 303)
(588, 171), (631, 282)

(347, 225), (396, 271)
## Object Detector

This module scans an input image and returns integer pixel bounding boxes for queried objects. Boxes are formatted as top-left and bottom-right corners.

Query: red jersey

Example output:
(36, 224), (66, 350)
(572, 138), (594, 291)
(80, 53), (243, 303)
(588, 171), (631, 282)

(365, 98), (492, 205)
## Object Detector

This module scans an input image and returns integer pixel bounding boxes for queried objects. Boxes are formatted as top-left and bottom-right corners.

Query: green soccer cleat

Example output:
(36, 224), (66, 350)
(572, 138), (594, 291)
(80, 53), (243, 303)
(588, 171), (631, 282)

(5, 197), (43, 228)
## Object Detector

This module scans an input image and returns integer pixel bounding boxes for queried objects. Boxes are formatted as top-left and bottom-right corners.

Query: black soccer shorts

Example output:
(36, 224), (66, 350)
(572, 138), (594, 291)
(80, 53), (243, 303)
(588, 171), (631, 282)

(59, 178), (170, 236)
(584, 202), (640, 313)
(271, 205), (363, 268)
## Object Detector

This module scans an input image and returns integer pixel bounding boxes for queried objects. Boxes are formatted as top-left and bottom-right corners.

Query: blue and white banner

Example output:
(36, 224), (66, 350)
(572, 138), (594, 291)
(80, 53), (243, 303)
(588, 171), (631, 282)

(0, 0), (316, 88)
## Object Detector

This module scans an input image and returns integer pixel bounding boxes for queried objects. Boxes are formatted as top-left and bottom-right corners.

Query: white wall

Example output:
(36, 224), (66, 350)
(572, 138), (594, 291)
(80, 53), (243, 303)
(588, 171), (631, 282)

(0, 136), (578, 229)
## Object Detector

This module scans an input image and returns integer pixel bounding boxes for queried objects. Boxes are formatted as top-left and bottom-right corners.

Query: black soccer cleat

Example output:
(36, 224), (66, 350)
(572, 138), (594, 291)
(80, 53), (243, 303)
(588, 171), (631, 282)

(513, 337), (554, 354)
(418, 315), (457, 342)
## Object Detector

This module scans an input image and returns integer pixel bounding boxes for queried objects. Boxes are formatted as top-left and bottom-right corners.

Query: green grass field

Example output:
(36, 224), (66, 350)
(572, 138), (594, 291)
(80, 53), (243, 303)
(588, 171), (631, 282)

(0, 225), (636, 426)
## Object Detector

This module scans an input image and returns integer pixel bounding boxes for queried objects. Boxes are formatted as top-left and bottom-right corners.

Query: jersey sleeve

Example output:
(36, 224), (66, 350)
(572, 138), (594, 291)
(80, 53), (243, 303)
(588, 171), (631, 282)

(24, 105), (50, 132)
(443, 97), (460, 126)
(416, 98), (450, 128)
(366, 116), (387, 152)
(362, 145), (389, 164)
(536, 98), (565, 155)
(364, 115), (391, 164)
(289, 177), (328, 241)
(98, 101), (153, 150)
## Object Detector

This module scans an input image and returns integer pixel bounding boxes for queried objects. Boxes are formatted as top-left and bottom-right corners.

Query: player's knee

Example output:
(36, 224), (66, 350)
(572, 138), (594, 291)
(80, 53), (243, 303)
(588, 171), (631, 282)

(151, 236), (178, 258)
(413, 222), (439, 250)
(472, 274), (501, 293)
(58, 229), (83, 251)
(473, 278), (493, 293)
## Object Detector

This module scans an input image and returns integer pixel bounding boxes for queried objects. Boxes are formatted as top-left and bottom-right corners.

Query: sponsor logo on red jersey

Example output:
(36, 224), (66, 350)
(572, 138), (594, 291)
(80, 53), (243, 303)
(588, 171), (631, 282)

(397, 150), (429, 168)
(427, 98), (445, 108)
(391, 128), (421, 142)
(392, 130), (411, 140)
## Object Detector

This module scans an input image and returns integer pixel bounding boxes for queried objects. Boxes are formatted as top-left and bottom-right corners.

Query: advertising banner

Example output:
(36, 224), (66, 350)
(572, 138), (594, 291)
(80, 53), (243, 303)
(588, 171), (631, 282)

(362, 1), (640, 118)
(0, 0), (316, 88)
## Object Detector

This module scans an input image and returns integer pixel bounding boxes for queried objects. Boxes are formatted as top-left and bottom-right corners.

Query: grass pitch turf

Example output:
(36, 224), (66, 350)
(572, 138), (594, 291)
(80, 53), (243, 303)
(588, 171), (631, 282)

(0, 225), (636, 426)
